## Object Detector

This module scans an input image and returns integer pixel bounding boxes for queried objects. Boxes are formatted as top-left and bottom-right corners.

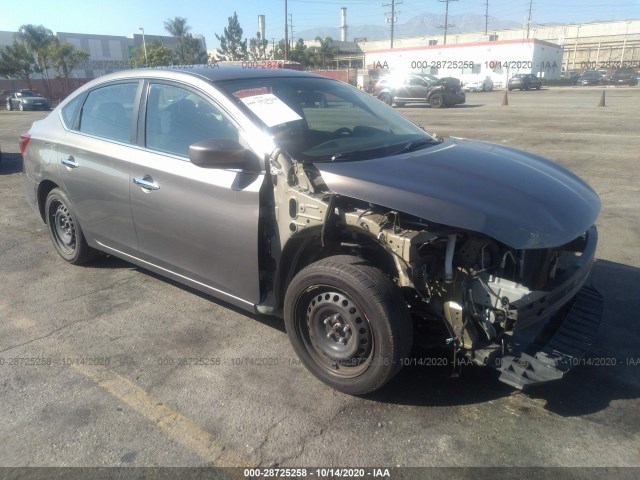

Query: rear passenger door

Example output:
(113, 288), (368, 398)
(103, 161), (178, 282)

(129, 81), (263, 306)
(57, 81), (141, 254)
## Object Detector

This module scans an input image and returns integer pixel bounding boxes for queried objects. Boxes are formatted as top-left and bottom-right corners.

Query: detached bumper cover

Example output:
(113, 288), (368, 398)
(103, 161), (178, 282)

(490, 226), (602, 389)
(496, 284), (603, 389)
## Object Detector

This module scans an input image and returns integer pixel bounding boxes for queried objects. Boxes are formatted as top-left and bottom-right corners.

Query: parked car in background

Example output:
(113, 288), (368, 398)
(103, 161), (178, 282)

(22, 66), (602, 395)
(560, 71), (580, 85)
(6, 90), (51, 111)
(608, 68), (638, 86)
(578, 70), (604, 86)
(508, 73), (542, 91)
(375, 73), (465, 108)
(462, 76), (494, 92)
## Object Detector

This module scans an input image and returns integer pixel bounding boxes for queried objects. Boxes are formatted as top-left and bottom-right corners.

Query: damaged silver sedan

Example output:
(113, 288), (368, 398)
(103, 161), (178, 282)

(22, 67), (602, 394)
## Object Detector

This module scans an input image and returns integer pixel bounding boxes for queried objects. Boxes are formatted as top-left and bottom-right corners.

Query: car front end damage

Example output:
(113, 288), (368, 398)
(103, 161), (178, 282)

(265, 138), (602, 390)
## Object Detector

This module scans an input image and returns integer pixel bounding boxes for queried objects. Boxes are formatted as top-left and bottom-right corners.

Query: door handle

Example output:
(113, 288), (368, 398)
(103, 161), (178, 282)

(133, 176), (160, 191)
(61, 156), (78, 168)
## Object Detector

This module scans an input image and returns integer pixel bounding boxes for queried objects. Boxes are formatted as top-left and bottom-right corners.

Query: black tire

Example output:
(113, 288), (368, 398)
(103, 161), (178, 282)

(536, 85), (541, 90)
(284, 255), (412, 395)
(395, 101), (405, 107)
(379, 93), (392, 106)
(429, 93), (444, 108)
(18, 103), (24, 111)
(45, 188), (97, 265)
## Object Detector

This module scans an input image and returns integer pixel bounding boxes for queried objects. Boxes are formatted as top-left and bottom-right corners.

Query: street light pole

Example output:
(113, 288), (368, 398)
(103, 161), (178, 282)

(621, 20), (632, 64)
(572, 25), (581, 70)
(139, 27), (148, 66)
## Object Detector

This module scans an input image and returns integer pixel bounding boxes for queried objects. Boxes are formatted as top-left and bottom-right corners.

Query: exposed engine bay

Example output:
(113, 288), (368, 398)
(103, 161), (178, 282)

(263, 149), (602, 389)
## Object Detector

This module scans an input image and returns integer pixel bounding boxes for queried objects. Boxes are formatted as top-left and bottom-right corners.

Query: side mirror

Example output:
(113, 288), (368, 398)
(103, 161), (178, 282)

(189, 139), (258, 172)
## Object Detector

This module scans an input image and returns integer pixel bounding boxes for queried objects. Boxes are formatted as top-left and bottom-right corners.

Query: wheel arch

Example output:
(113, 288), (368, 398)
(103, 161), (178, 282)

(37, 179), (60, 222)
(274, 226), (401, 311)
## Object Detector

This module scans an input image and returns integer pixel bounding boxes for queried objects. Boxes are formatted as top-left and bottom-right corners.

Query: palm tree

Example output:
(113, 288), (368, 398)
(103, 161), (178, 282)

(164, 17), (191, 62)
(17, 24), (54, 96)
(313, 36), (338, 68)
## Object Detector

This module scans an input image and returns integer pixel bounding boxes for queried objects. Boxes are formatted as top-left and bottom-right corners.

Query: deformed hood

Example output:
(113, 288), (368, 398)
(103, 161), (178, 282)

(314, 137), (600, 249)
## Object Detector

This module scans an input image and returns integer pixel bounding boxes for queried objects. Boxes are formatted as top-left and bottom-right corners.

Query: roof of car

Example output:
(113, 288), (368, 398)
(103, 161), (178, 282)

(140, 65), (320, 83)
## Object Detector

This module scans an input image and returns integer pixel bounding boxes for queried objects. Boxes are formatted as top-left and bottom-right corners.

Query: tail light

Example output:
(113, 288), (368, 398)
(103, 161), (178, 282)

(19, 133), (31, 156)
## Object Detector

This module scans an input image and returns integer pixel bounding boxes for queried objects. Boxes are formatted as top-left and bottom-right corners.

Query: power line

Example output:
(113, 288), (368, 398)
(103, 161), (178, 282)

(382, 0), (402, 48)
(439, 0), (458, 45)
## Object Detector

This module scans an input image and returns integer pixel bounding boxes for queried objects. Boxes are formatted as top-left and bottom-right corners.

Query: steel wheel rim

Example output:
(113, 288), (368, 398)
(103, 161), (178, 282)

(296, 285), (374, 379)
(49, 201), (76, 255)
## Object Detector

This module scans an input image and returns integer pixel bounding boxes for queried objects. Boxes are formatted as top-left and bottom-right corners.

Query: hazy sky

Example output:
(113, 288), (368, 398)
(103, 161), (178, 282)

(1, 0), (638, 47)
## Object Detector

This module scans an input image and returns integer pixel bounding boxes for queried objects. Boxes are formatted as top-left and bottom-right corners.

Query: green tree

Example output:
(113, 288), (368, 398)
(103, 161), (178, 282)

(129, 40), (175, 67)
(181, 34), (208, 65)
(249, 32), (268, 61)
(308, 36), (338, 68)
(17, 24), (54, 75)
(46, 39), (90, 94)
(146, 41), (175, 67)
(0, 41), (36, 87)
(215, 12), (247, 61)
(289, 38), (308, 65)
(164, 16), (191, 63)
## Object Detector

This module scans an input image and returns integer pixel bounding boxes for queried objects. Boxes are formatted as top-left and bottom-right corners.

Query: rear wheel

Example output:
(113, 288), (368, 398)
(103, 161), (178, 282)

(429, 93), (444, 108)
(45, 188), (97, 265)
(284, 255), (412, 395)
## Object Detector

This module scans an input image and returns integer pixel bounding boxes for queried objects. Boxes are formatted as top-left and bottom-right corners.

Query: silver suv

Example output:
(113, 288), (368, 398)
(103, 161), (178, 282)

(22, 67), (602, 394)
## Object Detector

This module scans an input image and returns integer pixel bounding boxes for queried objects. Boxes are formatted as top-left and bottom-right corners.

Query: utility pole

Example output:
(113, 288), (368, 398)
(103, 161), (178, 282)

(284, 0), (289, 60)
(484, 1), (489, 36)
(289, 13), (294, 51)
(382, 0), (402, 49)
(526, 0), (533, 39)
(439, 0), (458, 45)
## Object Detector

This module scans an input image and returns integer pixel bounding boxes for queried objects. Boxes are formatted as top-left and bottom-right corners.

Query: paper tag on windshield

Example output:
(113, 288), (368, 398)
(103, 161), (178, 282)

(240, 93), (302, 127)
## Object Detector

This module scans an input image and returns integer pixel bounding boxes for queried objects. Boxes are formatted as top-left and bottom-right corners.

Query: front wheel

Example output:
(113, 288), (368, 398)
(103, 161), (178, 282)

(18, 103), (24, 111)
(429, 93), (444, 108)
(284, 255), (412, 395)
(45, 188), (97, 265)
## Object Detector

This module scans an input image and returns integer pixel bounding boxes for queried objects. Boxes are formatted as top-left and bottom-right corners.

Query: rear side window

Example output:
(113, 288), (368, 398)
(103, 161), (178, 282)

(61, 95), (83, 129)
(79, 83), (138, 143)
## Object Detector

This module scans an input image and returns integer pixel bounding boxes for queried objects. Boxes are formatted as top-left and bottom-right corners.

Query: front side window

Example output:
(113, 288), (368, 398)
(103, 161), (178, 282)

(145, 83), (239, 158)
(79, 83), (138, 143)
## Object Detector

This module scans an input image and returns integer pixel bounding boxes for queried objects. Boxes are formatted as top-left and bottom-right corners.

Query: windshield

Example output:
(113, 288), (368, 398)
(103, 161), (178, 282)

(19, 91), (38, 97)
(215, 76), (436, 162)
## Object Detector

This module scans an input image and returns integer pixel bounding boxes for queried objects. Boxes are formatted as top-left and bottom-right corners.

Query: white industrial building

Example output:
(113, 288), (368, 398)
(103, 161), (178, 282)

(365, 38), (564, 87)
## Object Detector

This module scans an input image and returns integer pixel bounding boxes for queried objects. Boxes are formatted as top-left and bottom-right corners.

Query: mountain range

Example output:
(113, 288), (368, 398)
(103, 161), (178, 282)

(295, 12), (521, 42)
